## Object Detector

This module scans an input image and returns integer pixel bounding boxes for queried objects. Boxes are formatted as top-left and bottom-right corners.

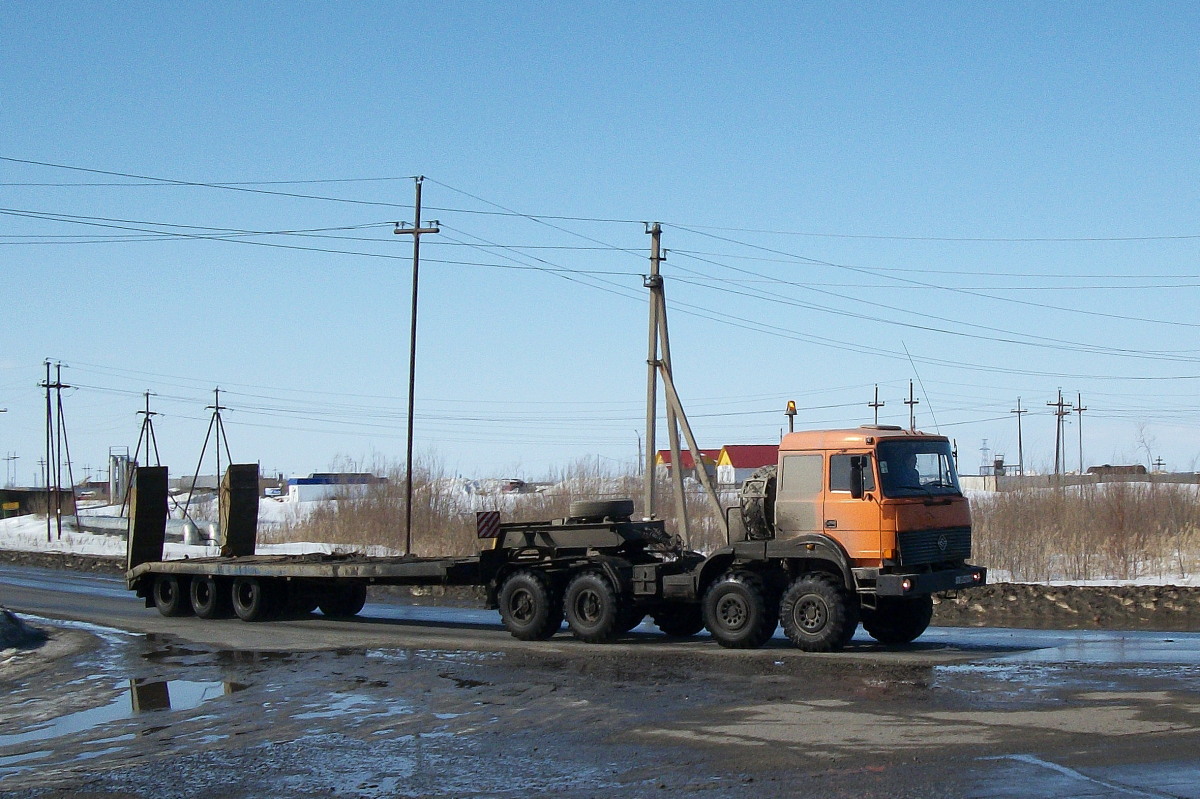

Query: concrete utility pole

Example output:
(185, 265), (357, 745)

(1075, 393), (1087, 474)
(394, 177), (440, 557)
(642, 223), (725, 546)
(868, 384), (884, 426)
(1010, 398), (1027, 477)
(905, 380), (919, 431)
(40, 361), (75, 540)
(1048, 389), (1071, 477)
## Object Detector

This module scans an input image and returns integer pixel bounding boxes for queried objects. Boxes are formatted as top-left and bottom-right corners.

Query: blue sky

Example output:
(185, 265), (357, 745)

(2, 2), (1199, 483)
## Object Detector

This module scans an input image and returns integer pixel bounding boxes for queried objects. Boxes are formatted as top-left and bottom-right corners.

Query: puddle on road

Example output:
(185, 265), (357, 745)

(0, 679), (245, 775)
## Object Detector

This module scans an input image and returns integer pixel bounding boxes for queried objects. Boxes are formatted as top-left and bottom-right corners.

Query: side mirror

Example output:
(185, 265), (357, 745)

(849, 456), (866, 500)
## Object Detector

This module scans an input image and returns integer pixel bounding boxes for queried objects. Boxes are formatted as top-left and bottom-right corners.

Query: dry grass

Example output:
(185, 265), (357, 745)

(263, 458), (1200, 581)
(261, 457), (730, 556)
(972, 483), (1200, 582)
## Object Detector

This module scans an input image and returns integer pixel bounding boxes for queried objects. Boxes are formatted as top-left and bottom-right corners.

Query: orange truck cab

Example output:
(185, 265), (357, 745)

(697, 425), (986, 651)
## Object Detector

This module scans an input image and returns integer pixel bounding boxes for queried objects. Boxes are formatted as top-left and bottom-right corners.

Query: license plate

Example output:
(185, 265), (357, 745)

(955, 574), (974, 585)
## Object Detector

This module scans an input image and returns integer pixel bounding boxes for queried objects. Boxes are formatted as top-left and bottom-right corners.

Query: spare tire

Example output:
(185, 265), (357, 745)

(740, 465), (777, 541)
(568, 498), (635, 521)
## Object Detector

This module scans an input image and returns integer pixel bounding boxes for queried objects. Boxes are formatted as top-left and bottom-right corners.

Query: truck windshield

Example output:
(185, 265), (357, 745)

(876, 439), (961, 498)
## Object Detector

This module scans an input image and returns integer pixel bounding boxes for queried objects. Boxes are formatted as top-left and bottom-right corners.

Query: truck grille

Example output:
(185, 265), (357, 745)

(897, 527), (971, 566)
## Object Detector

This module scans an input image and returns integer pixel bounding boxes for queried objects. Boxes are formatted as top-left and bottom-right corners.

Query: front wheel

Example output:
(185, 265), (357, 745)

(779, 574), (857, 652)
(498, 570), (563, 640)
(861, 595), (933, 645)
(702, 571), (776, 649)
(564, 571), (621, 643)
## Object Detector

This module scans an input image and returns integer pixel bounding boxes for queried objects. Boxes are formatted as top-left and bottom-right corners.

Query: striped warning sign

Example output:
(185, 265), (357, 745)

(476, 510), (501, 539)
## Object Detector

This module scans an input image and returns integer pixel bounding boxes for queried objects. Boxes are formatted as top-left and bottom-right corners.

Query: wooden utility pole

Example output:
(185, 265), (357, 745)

(642, 223), (726, 545)
(394, 177), (440, 556)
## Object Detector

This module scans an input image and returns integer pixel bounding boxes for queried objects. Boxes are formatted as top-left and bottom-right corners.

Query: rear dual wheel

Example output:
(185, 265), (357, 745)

(232, 577), (280, 622)
(318, 583), (368, 618)
(498, 570), (563, 641)
(564, 571), (622, 643)
(189, 574), (233, 619)
(152, 574), (193, 617)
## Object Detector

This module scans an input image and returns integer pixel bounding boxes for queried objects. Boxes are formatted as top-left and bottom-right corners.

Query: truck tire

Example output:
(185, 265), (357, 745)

(779, 574), (858, 652)
(231, 577), (277, 622)
(861, 595), (934, 645)
(568, 499), (635, 521)
(652, 605), (705, 638)
(319, 583), (368, 618)
(740, 466), (777, 541)
(152, 574), (193, 617)
(498, 570), (563, 641)
(189, 574), (232, 619)
(702, 571), (777, 649)
(564, 571), (622, 643)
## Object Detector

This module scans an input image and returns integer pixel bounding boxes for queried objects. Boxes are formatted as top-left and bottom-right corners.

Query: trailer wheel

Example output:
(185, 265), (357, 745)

(498, 570), (563, 641)
(319, 583), (368, 618)
(652, 605), (705, 638)
(564, 571), (621, 643)
(190, 575), (232, 619)
(152, 574), (193, 617)
(231, 577), (277, 622)
(703, 571), (776, 649)
(861, 595), (933, 645)
(779, 574), (857, 652)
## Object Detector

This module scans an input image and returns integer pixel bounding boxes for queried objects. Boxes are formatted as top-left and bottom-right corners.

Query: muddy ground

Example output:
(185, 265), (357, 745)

(5, 548), (1199, 633)
(4, 552), (1200, 797)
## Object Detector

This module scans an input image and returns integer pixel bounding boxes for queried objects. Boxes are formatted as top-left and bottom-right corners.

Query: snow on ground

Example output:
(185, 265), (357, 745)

(0, 512), (403, 560)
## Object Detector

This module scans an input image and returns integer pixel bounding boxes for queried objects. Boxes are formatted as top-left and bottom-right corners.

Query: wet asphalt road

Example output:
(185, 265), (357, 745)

(2, 563), (1200, 798)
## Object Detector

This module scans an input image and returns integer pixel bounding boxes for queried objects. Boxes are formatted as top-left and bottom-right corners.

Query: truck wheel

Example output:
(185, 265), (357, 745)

(564, 571), (622, 643)
(652, 605), (705, 638)
(498, 570), (563, 640)
(861, 595), (933, 645)
(779, 574), (857, 652)
(190, 574), (232, 619)
(568, 499), (634, 521)
(703, 571), (776, 649)
(319, 583), (368, 617)
(231, 577), (277, 622)
(152, 574), (193, 617)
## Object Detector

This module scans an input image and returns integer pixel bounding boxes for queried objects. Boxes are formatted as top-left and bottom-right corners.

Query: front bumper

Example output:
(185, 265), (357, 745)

(876, 565), (987, 596)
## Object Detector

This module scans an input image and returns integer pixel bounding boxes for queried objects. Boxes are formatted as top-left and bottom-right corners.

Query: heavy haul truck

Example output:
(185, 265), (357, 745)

(126, 425), (985, 652)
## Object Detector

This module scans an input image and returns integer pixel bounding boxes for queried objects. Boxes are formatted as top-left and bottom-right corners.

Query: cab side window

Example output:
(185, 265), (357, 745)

(829, 454), (875, 492)
(779, 454), (823, 497)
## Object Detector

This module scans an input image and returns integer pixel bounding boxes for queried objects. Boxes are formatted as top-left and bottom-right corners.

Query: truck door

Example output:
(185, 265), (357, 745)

(823, 452), (881, 561)
(774, 453), (824, 537)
